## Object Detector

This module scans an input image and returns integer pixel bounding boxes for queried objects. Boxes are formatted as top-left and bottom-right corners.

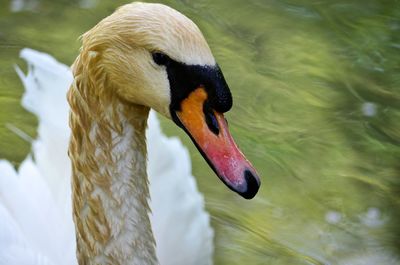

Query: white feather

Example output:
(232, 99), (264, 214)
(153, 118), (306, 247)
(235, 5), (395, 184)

(0, 48), (213, 265)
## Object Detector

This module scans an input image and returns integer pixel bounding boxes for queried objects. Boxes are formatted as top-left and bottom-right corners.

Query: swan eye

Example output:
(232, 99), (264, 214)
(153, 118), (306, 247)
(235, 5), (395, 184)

(152, 52), (169, 66)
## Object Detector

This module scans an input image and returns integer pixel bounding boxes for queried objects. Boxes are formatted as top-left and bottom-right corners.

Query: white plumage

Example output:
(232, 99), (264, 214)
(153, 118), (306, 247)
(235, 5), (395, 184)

(0, 48), (213, 265)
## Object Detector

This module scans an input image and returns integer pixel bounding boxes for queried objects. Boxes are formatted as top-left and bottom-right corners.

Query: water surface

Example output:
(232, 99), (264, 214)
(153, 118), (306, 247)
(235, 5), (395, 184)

(1, 0), (399, 264)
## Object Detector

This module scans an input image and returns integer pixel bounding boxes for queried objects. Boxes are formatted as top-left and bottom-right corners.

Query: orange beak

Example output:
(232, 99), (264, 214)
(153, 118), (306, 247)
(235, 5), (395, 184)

(175, 87), (260, 199)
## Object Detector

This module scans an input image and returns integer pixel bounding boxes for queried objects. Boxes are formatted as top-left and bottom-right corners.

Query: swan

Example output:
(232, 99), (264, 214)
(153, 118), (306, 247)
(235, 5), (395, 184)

(0, 2), (260, 265)
(0, 48), (212, 265)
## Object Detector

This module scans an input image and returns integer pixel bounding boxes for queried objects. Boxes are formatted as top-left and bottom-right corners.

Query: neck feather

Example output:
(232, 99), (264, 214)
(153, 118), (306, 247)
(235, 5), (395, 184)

(68, 54), (157, 265)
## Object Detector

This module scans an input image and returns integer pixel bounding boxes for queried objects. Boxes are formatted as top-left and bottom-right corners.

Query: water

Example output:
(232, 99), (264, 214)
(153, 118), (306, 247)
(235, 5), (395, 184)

(1, 0), (399, 264)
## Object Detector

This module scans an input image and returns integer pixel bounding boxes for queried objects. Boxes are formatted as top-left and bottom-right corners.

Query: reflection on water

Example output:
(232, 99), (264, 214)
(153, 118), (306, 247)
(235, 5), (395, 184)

(0, 0), (399, 264)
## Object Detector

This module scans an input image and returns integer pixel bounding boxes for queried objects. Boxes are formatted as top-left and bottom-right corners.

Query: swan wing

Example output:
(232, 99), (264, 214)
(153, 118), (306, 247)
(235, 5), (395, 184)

(0, 158), (74, 265)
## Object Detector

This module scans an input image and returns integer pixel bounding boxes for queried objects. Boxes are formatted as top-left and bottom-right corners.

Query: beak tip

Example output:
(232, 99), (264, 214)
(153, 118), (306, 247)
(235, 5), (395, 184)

(238, 170), (260, 200)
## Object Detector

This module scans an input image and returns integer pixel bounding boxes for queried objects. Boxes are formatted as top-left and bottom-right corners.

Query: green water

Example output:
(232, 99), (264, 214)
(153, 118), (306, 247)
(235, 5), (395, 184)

(1, 0), (399, 264)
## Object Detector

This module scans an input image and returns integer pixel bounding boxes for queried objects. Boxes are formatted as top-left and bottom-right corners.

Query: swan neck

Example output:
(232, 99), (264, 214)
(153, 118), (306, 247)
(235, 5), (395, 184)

(68, 69), (157, 264)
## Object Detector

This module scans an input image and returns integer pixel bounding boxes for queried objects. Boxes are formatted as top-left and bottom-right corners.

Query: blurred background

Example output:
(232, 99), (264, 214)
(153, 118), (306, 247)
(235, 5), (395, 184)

(0, 0), (399, 264)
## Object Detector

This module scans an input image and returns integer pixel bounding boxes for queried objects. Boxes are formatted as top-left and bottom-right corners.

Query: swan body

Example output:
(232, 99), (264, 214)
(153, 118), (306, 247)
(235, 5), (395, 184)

(0, 47), (212, 265)
(1, 2), (260, 265)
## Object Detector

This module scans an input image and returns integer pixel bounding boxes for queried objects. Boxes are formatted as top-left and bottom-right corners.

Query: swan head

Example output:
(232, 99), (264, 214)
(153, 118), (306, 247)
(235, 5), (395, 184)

(79, 2), (260, 199)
